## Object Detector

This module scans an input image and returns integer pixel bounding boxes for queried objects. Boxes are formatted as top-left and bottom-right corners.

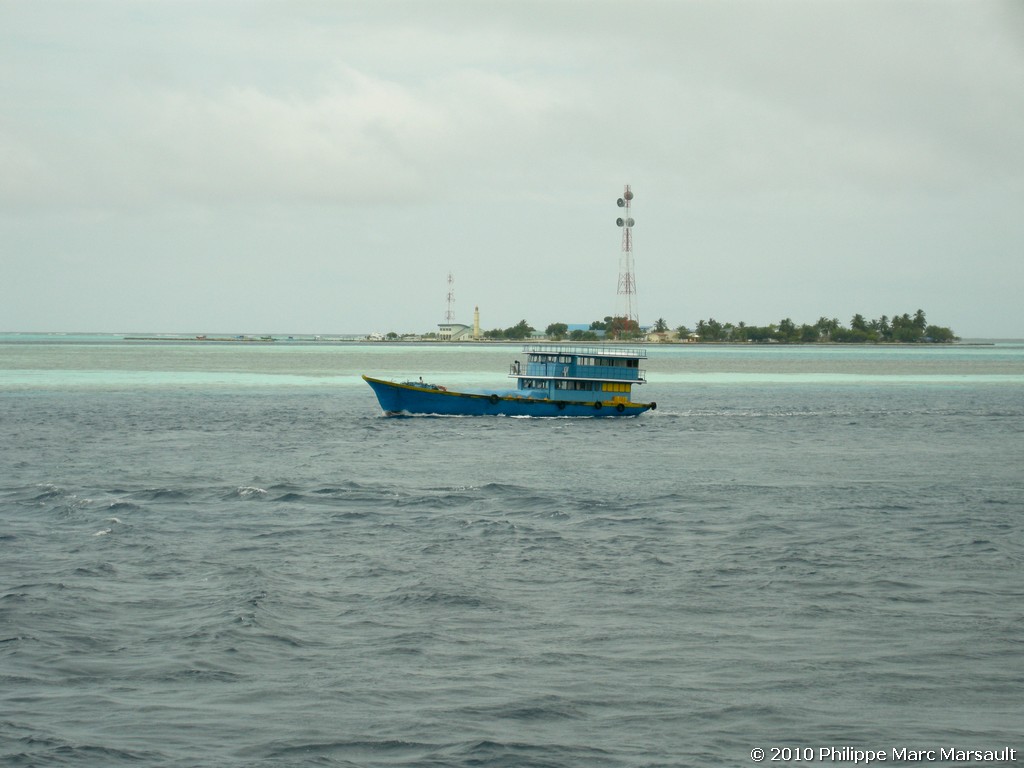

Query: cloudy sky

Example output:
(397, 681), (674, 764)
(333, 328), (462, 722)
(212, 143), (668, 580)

(2, 1), (1022, 337)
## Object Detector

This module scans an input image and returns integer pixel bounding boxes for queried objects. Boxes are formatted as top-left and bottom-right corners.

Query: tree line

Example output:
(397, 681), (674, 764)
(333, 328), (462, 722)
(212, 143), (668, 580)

(678, 310), (956, 343)
(481, 316), (644, 341)
(540, 310), (956, 343)
(675, 313), (954, 346)
(482, 319), (536, 340)
(420, 309), (957, 343)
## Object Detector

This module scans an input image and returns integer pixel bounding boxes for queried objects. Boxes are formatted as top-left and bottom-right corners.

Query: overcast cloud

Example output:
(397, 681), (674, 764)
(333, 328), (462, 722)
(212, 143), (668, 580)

(2, 0), (1022, 337)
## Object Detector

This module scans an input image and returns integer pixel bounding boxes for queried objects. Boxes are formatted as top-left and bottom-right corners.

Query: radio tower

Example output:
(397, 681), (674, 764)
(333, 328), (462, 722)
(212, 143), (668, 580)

(444, 272), (455, 323)
(615, 184), (638, 336)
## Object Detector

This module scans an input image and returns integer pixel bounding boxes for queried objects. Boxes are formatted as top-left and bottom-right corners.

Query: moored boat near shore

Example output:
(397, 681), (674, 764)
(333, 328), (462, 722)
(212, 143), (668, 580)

(363, 344), (656, 417)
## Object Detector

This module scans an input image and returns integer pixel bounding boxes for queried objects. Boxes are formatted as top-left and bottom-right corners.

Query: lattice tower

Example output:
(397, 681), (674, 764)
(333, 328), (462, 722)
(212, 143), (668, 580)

(444, 272), (455, 323)
(615, 185), (638, 335)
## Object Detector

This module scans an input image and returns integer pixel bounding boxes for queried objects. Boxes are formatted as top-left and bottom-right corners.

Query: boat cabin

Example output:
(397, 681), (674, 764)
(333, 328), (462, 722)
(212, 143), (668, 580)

(510, 344), (647, 403)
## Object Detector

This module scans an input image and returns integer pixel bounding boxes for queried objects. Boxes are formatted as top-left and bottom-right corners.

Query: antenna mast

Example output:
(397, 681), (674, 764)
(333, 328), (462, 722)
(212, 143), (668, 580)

(444, 272), (455, 323)
(615, 185), (638, 336)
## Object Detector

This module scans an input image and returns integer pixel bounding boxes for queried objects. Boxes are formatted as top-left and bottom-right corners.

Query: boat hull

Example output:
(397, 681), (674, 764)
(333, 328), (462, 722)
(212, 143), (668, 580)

(362, 376), (654, 418)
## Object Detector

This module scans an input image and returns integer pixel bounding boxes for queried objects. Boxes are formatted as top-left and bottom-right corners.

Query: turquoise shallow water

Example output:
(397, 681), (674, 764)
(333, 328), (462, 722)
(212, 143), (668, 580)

(1, 338), (1022, 766)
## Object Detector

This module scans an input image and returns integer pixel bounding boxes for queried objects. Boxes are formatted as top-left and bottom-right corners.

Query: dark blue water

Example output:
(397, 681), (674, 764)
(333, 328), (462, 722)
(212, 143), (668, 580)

(2, 340), (1022, 766)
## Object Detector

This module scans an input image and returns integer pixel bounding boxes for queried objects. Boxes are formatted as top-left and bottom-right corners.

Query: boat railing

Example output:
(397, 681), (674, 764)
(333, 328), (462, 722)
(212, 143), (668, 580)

(518, 362), (646, 382)
(522, 343), (647, 359)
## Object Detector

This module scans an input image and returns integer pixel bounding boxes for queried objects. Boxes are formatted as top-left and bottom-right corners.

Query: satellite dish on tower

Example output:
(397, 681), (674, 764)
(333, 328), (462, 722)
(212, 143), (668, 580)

(624, 190), (634, 201)
(617, 198), (625, 207)
(616, 217), (625, 227)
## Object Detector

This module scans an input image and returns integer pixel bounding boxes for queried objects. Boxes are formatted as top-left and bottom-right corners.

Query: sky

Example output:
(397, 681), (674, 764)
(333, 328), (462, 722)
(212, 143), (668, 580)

(2, 1), (1023, 338)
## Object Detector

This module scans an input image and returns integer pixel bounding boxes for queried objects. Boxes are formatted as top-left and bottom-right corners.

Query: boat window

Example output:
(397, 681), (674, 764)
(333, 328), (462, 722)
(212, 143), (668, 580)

(554, 380), (594, 391)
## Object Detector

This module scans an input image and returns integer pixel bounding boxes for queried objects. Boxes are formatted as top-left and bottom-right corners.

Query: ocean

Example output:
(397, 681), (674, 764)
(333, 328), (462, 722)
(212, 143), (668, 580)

(2, 336), (1022, 767)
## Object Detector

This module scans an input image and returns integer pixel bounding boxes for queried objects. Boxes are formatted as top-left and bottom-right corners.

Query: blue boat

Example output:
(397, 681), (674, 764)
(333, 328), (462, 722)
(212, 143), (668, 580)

(363, 344), (657, 417)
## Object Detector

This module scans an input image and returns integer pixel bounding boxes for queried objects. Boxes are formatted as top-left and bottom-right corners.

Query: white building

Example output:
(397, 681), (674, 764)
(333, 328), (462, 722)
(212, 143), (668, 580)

(438, 322), (474, 341)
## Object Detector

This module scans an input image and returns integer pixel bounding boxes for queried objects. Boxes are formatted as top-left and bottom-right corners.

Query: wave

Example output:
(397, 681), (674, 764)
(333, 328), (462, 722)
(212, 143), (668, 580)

(256, 738), (439, 763)
(251, 737), (612, 768)
(3, 743), (166, 767)
(232, 486), (268, 499)
(130, 488), (189, 501)
(105, 501), (139, 512)
(385, 587), (498, 610)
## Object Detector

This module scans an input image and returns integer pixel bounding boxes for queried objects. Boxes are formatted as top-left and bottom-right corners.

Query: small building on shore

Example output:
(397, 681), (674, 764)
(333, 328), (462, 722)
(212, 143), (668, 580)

(438, 322), (474, 341)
